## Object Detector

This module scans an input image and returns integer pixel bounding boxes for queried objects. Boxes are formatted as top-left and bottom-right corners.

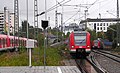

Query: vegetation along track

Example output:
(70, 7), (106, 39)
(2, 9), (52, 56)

(92, 50), (120, 63)
(75, 57), (107, 73)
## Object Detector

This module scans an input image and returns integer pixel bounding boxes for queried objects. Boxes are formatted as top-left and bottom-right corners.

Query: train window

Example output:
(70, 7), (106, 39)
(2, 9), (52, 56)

(10, 39), (11, 46)
(74, 35), (86, 41)
(16, 39), (17, 45)
(0, 38), (1, 45)
(1, 39), (2, 45)
(74, 33), (86, 46)
(23, 41), (25, 46)
(12, 39), (13, 44)
(3, 38), (5, 47)
(20, 40), (22, 46)
(22, 40), (23, 46)
(5, 38), (7, 46)
(94, 40), (98, 43)
(10, 39), (11, 44)
(25, 41), (26, 46)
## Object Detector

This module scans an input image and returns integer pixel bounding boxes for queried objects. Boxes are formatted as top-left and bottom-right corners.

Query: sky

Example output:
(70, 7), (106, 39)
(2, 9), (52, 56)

(0, 0), (118, 28)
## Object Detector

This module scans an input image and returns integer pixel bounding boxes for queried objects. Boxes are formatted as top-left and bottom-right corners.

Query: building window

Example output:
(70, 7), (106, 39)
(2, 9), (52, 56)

(94, 23), (96, 30)
(97, 23), (99, 26)
(101, 27), (102, 30)
(97, 27), (99, 30)
(107, 23), (108, 26)
(104, 27), (105, 30)
(100, 23), (102, 26)
(104, 23), (105, 26)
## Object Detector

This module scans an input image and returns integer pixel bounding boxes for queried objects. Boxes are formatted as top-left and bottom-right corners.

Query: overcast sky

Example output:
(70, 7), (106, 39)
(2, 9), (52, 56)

(0, 0), (118, 28)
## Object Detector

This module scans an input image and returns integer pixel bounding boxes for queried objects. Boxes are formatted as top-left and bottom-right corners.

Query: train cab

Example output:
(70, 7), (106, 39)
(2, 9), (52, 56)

(69, 31), (91, 57)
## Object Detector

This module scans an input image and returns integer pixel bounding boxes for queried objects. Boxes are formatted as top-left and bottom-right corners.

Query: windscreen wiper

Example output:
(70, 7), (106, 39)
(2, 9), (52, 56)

(80, 39), (85, 44)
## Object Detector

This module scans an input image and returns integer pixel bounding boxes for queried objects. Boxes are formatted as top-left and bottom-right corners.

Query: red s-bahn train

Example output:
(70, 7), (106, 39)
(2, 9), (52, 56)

(0, 34), (37, 51)
(69, 31), (91, 57)
(92, 39), (112, 49)
(92, 40), (103, 49)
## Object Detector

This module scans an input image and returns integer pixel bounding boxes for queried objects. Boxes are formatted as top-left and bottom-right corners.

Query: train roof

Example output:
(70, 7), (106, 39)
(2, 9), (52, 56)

(0, 34), (8, 38)
(0, 34), (37, 41)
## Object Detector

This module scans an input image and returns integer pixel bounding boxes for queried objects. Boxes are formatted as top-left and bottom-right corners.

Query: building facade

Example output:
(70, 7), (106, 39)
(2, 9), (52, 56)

(9, 13), (15, 35)
(0, 12), (4, 32)
(80, 18), (119, 33)
(0, 7), (15, 35)
(64, 23), (80, 35)
(88, 22), (116, 33)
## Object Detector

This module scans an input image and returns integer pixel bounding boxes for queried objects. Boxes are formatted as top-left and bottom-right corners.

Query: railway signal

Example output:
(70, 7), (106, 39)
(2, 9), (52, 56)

(41, 20), (48, 30)
(41, 20), (48, 70)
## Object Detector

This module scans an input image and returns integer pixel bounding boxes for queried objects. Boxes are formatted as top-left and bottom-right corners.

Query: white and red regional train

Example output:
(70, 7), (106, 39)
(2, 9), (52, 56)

(69, 30), (91, 57)
(0, 34), (37, 51)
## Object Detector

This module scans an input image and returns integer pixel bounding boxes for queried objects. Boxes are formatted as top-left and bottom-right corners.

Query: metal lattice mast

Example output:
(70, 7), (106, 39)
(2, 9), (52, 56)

(55, 0), (58, 42)
(14, 0), (19, 35)
(14, 0), (19, 48)
(34, 0), (38, 39)
(34, 0), (40, 66)
(55, 10), (58, 29)
(117, 0), (119, 47)
(4, 7), (7, 34)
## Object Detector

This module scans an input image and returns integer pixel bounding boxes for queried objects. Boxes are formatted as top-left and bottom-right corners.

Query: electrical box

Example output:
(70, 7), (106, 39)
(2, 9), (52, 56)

(26, 39), (35, 48)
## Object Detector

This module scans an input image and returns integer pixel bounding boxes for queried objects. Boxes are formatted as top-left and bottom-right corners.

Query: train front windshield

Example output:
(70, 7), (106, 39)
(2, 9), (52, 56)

(74, 33), (86, 46)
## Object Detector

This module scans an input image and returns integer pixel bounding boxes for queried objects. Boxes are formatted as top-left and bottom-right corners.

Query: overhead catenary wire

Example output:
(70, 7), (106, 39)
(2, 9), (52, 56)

(36, 0), (71, 16)
(87, 0), (114, 17)
(63, 10), (79, 24)
(61, 0), (100, 24)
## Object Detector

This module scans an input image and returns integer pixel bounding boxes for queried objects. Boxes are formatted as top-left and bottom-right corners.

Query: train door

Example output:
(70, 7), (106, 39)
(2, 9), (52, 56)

(7, 37), (10, 47)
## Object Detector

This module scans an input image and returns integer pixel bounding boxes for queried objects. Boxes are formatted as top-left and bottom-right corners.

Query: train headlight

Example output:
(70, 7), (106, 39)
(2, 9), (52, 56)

(87, 46), (90, 48)
(72, 46), (74, 48)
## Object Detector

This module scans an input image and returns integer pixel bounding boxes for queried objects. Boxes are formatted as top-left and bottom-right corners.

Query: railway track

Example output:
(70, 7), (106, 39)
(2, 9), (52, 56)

(60, 47), (107, 73)
(92, 50), (120, 63)
(75, 59), (89, 73)
(75, 56), (107, 73)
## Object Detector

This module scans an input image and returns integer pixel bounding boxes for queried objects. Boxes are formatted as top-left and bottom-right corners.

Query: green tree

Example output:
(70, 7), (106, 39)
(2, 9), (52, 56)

(87, 29), (97, 41)
(20, 20), (30, 38)
(106, 24), (117, 48)
(106, 24), (117, 42)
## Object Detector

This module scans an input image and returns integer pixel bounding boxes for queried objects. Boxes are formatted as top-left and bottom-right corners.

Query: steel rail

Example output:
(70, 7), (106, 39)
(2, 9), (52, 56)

(75, 59), (89, 73)
(75, 57), (106, 73)
(93, 50), (120, 63)
(87, 56), (108, 73)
